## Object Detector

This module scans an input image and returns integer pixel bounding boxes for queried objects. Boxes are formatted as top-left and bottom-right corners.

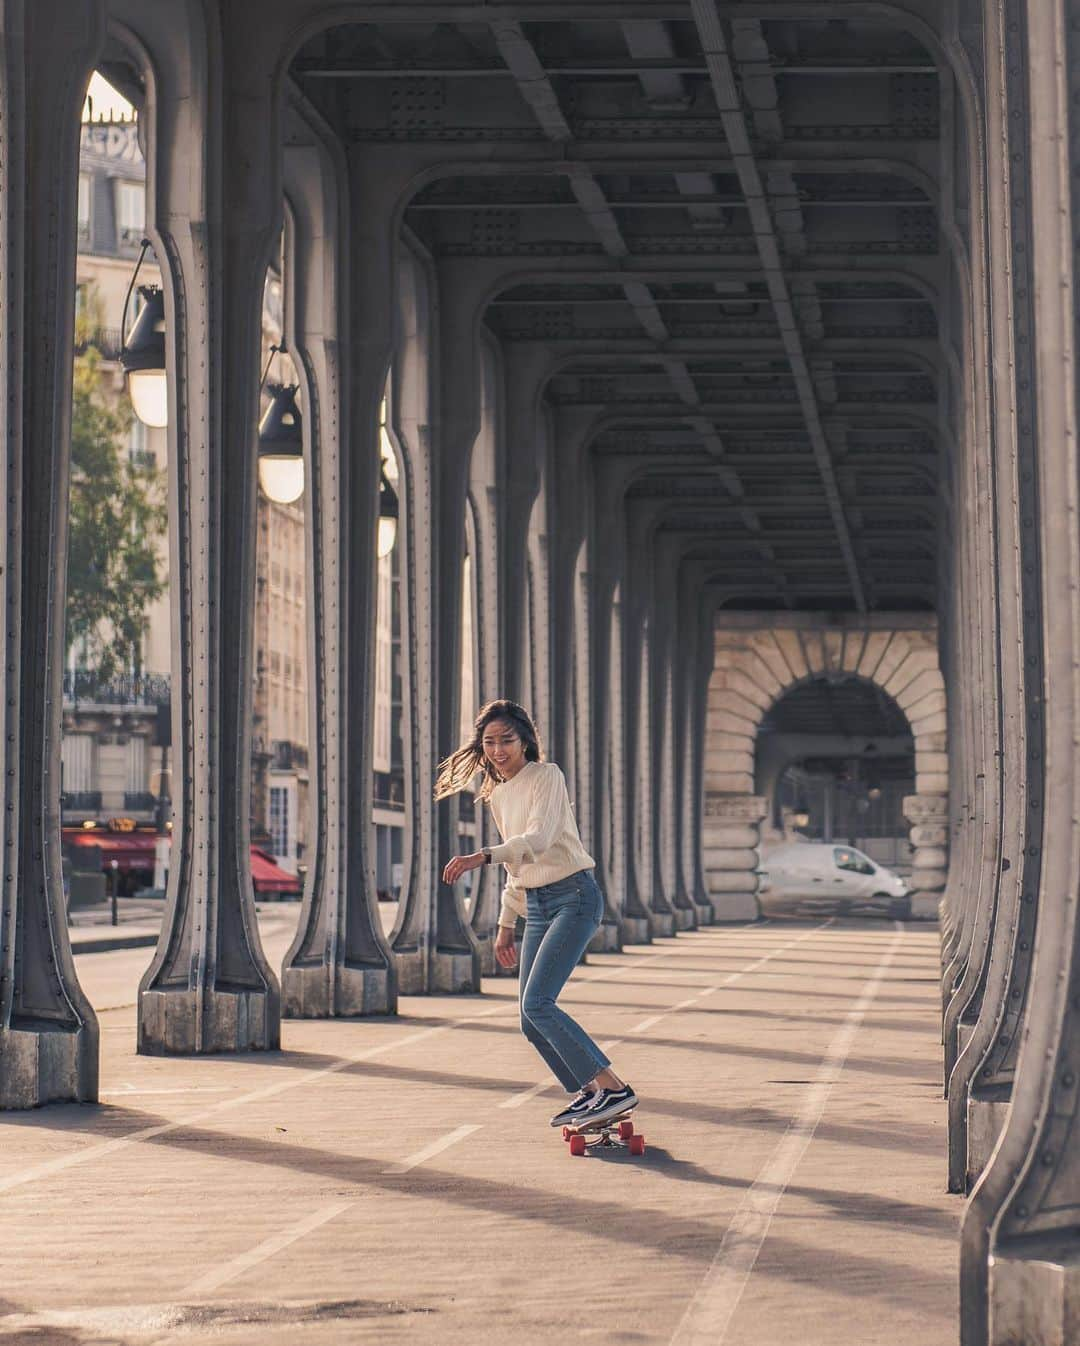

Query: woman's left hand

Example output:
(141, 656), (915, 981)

(442, 852), (485, 885)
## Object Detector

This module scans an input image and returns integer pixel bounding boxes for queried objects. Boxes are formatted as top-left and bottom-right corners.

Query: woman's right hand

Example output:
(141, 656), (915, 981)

(494, 925), (518, 969)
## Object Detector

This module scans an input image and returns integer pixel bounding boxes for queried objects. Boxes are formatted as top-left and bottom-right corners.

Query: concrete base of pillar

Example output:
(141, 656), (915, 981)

(282, 965), (395, 1018)
(0, 1023), (98, 1108)
(474, 934), (497, 977)
(589, 921), (622, 954)
(139, 987), (280, 1055)
(650, 910), (677, 938)
(990, 1239), (1080, 1345)
(909, 892), (942, 920)
(393, 949), (426, 995)
(620, 915), (652, 944)
(673, 905), (696, 931)
(693, 901), (715, 926)
(429, 949), (481, 994)
(967, 1086), (1012, 1190)
(707, 892), (760, 921)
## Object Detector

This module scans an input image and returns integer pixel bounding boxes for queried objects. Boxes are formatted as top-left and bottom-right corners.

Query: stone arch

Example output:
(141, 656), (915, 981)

(703, 614), (948, 921)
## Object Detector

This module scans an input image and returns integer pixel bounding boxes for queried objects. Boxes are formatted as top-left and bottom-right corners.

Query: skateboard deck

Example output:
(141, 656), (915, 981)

(561, 1109), (646, 1157)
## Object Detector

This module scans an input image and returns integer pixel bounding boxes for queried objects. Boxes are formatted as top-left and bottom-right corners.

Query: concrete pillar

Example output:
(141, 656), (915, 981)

(0, 0), (102, 1105)
(960, 7), (1080, 1341)
(702, 796), (766, 921)
(902, 795), (949, 920)
(137, 4), (283, 1053)
(277, 118), (396, 1017)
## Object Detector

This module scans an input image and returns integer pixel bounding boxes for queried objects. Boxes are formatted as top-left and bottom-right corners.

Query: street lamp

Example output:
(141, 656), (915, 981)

(257, 383), (304, 504)
(378, 404), (399, 557)
(119, 240), (168, 428)
(378, 463), (399, 557)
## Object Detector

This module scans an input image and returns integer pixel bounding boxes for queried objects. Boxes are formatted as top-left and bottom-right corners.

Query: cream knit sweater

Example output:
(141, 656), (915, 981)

(487, 760), (596, 929)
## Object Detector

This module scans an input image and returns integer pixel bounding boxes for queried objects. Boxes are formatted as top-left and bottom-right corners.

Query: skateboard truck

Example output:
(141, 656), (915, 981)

(562, 1110), (646, 1157)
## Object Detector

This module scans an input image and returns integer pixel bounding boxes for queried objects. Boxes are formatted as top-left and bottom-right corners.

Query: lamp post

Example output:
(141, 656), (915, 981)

(119, 239), (168, 428)
(378, 463), (399, 557)
(378, 400), (399, 556)
(257, 382), (304, 505)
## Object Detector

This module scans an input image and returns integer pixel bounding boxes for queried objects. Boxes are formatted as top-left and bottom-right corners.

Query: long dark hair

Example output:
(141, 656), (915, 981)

(434, 699), (544, 803)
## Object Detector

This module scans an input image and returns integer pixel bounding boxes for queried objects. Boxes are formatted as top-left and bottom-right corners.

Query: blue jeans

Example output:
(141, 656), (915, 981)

(519, 870), (611, 1092)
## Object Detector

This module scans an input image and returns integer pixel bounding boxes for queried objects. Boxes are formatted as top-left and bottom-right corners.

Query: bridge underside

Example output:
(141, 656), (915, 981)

(1, 2), (1079, 1343)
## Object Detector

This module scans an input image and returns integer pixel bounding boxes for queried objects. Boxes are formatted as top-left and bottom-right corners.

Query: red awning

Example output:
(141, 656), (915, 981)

(250, 848), (302, 894)
(63, 831), (301, 893)
(64, 831), (158, 872)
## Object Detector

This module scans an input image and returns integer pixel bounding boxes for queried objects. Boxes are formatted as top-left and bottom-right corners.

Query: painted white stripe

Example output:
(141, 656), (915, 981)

(182, 1202), (352, 1295)
(100, 1086), (233, 1097)
(0, 1005), (512, 1196)
(626, 923), (832, 1036)
(499, 1077), (559, 1110)
(382, 1124), (482, 1175)
(669, 923), (905, 1346)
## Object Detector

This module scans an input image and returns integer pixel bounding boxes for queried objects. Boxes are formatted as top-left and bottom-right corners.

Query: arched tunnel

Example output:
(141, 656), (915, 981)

(2, 4), (1078, 1344)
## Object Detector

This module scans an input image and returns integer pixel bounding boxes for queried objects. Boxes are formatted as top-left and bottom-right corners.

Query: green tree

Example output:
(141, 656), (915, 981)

(66, 292), (168, 683)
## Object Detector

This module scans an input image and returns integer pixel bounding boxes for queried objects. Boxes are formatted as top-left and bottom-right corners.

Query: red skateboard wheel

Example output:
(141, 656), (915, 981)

(569, 1134), (587, 1156)
(618, 1120), (634, 1140)
(629, 1135), (645, 1156)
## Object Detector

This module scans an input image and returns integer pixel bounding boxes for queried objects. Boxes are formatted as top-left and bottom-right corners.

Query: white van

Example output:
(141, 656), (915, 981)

(757, 842), (910, 919)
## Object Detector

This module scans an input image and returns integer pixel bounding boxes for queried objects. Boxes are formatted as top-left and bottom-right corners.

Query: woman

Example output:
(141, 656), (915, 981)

(438, 699), (638, 1128)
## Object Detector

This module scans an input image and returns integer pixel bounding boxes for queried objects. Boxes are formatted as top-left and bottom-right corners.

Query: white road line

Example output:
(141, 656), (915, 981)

(0, 1005), (513, 1196)
(629, 1015), (665, 1034)
(382, 1124), (482, 1175)
(182, 1202), (352, 1295)
(499, 1077), (559, 1110)
(669, 922), (906, 1346)
(625, 922), (832, 1036)
(99, 1087), (234, 1097)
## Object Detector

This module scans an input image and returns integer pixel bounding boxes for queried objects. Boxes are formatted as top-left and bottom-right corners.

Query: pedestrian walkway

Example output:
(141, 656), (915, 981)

(2, 918), (954, 1346)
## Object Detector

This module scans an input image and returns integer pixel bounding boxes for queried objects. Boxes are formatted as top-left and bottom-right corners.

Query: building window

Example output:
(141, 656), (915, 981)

(128, 417), (154, 468)
(61, 733), (95, 794)
(115, 180), (145, 247)
(77, 175), (91, 242)
(269, 786), (289, 858)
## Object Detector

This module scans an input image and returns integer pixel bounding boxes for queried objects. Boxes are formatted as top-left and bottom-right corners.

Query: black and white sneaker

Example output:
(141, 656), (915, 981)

(550, 1088), (596, 1128)
(583, 1084), (638, 1126)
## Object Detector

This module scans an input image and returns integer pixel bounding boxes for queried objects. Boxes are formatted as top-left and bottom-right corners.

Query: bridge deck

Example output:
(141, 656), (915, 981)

(2, 917), (954, 1346)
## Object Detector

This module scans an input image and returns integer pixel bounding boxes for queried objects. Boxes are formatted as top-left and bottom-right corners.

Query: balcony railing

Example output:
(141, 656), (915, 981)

(74, 327), (124, 361)
(123, 791), (159, 812)
(63, 670), (171, 707)
(271, 740), (308, 771)
(62, 791), (102, 811)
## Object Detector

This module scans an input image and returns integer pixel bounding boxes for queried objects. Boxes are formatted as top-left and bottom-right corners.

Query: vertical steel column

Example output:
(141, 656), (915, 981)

(278, 126), (397, 1017)
(0, 0), (102, 1106)
(138, 6), (283, 1053)
(961, 5), (1080, 1342)
(653, 533), (696, 931)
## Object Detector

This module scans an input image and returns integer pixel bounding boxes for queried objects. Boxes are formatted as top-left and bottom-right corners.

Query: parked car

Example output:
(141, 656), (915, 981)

(757, 841), (910, 919)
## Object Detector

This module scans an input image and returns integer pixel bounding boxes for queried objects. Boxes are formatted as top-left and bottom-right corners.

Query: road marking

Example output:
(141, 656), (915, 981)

(182, 1202), (352, 1295)
(382, 1124), (482, 1175)
(499, 1077), (559, 1110)
(626, 922), (832, 1035)
(0, 1005), (513, 1196)
(100, 1086), (234, 1097)
(669, 922), (905, 1346)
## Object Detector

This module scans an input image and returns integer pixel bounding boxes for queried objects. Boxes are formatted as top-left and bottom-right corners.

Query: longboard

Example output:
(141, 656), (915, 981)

(561, 1109), (645, 1157)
